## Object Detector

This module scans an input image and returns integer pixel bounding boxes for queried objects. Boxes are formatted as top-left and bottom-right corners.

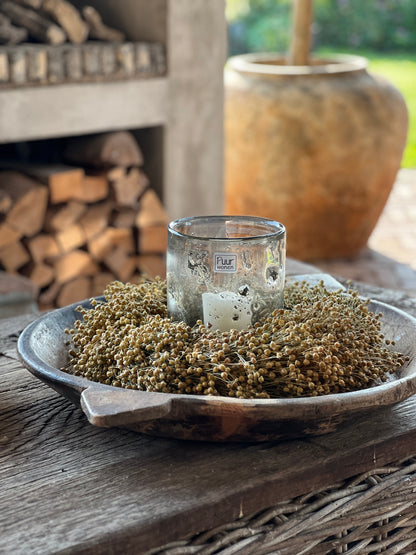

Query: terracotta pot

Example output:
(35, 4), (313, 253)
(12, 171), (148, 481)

(224, 54), (408, 260)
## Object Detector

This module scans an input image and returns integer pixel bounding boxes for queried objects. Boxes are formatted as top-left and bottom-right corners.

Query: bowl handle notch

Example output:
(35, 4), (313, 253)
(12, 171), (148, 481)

(80, 387), (173, 427)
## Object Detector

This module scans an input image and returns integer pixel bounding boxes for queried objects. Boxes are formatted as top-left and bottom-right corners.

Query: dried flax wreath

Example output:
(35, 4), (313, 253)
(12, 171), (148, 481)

(63, 278), (408, 399)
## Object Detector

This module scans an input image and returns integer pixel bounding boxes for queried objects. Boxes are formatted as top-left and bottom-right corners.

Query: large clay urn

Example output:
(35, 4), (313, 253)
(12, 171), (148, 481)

(224, 53), (408, 260)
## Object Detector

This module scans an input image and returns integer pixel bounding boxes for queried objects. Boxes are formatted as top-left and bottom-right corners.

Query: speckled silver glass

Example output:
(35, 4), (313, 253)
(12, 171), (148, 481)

(167, 216), (286, 331)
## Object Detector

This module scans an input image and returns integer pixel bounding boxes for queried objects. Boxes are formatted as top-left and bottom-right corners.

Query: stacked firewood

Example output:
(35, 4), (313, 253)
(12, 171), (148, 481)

(0, 0), (124, 45)
(0, 131), (168, 309)
(0, 0), (166, 86)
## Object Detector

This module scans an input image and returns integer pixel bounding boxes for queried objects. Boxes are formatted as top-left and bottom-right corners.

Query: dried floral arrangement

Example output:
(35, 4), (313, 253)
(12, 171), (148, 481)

(63, 279), (408, 399)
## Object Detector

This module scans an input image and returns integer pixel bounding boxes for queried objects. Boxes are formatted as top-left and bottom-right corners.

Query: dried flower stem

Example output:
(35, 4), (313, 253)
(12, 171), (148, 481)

(63, 278), (408, 399)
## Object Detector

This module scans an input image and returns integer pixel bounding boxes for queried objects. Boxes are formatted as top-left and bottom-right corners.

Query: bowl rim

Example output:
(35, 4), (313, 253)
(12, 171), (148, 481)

(227, 53), (369, 76)
(16, 295), (416, 422)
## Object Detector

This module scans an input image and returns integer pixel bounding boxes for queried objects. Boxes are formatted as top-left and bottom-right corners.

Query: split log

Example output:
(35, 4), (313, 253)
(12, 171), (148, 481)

(44, 200), (86, 232)
(0, 13), (28, 44)
(81, 6), (125, 42)
(100, 44), (117, 76)
(81, 42), (100, 75)
(38, 280), (61, 307)
(136, 255), (166, 280)
(137, 225), (167, 255)
(79, 174), (109, 203)
(111, 167), (148, 207)
(56, 275), (91, 307)
(78, 201), (112, 240)
(43, 165), (85, 203)
(0, 171), (48, 237)
(14, 0), (42, 8)
(27, 46), (48, 81)
(29, 166), (108, 205)
(0, 188), (12, 214)
(135, 188), (168, 227)
(135, 189), (168, 256)
(25, 262), (54, 288)
(0, 240), (30, 272)
(14, 164), (85, 204)
(63, 43), (82, 80)
(111, 207), (136, 229)
(64, 131), (144, 168)
(91, 272), (115, 297)
(8, 47), (26, 84)
(135, 43), (165, 74)
(55, 222), (85, 253)
(107, 166), (126, 182)
(136, 43), (151, 72)
(0, 222), (22, 250)
(103, 247), (136, 283)
(26, 233), (60, 262)
(54, 249), (99, 284)
(116, 43), (135, 77)
(0, 1), (67, 45)
(47, 43), (64, 82)
(0, 49), (8, 82)
(88, 227), (134, 261)
(42, 0), (88, 44)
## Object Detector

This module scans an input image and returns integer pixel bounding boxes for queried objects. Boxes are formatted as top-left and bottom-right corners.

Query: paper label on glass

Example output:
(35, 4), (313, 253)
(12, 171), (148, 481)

(214, 253), (237, 273)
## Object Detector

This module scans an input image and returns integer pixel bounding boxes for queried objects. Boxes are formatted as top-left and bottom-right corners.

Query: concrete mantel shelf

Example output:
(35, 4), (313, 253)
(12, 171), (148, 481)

(0, 79), (169, 142)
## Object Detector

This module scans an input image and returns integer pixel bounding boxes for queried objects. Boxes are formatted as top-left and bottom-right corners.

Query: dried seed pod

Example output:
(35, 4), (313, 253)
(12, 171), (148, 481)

(63, 278), (408, 399)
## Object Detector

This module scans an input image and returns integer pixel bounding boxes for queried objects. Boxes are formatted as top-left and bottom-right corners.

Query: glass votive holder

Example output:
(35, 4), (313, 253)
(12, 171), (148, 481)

(167, 215), (286, 331)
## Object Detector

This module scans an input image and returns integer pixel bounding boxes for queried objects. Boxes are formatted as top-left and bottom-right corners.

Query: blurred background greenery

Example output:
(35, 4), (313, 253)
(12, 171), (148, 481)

(226, 0), (416, 167)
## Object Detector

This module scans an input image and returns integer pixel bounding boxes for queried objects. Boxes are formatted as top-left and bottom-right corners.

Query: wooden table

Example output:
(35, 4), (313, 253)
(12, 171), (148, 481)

(2, 261), (416, 554)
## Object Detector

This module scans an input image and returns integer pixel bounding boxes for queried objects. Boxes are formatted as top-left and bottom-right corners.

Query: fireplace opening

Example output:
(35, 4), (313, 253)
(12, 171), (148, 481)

(0, 128), (167, 310)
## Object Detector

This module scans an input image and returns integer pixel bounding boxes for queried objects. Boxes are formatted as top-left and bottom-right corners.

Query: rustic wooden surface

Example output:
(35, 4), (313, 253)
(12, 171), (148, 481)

(2, 260), (416, 554)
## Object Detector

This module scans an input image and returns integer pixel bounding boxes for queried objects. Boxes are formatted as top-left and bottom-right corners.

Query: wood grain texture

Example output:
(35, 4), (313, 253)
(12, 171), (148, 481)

(2, 276), (416, 554)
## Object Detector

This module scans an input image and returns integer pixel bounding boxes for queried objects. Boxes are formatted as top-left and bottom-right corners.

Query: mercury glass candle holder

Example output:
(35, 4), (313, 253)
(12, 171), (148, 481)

(167, 216), (286, 331)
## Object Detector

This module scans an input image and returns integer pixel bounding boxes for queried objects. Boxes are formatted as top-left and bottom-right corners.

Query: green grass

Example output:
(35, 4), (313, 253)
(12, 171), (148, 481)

(316, 49), (416, 168)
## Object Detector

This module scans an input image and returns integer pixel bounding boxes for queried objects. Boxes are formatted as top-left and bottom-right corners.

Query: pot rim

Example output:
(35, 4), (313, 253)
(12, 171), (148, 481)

(227, 53), (368, 76)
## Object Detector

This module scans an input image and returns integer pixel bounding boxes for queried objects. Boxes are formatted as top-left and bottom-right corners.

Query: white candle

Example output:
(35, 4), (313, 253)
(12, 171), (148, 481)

(202, 291), (252, 332)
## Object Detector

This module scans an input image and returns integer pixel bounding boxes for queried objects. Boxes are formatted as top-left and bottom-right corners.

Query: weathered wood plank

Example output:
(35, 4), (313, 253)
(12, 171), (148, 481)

(0, 1), (66, 45)
(2, 370), (416, 554)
